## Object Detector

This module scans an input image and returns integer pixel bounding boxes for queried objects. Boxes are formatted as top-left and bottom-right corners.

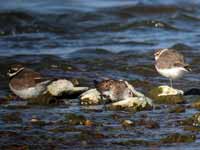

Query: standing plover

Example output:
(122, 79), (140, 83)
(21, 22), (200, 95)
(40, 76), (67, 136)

(154, 48), (191, 87)
(7, 64), (52, 100)
(94, 79), (134, 102)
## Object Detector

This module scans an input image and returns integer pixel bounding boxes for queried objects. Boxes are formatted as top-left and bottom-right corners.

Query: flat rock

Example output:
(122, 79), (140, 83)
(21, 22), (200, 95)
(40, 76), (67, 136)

(106, 97), (153, 111)
(47, 79), (88, 96)
(80, 89), (101, 105)
(148, 85), (184, 104)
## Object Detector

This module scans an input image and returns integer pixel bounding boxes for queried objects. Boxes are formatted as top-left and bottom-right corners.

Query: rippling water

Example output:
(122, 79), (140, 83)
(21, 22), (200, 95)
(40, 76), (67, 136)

(1, 0), (200, 149)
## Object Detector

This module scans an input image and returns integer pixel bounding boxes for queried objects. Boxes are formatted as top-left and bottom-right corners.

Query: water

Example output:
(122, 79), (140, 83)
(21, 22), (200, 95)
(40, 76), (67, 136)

(0, 0), (200, 149)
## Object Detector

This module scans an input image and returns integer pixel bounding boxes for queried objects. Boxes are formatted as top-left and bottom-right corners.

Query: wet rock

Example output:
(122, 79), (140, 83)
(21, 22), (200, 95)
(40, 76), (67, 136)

(64, 113), (87, 125)
(148, 86), (184, 104)
(2, 112), (22, 123)
(0, 98), (9, 105)
(112, 139), (158, 146)
(30, 117), (47, 126)
(5, 105), (30, 109)
(144, 120), (160, 129)
(121, 120), (135, 128)
(160, 133), (196, 143)
(136, 119), (160, 129)
(191, 99), (200, 110)
(169, 105), (185, 113)
(0, 94), (17, 105)
(179, 113), (200, 132)
(80, 89), (101, 105)
(47, 79), (88, 97)
(190, 113), (200, 127)
(49, 125), (81, 133)
(84, 119), (94, 127)
(1, 145), (29, 150)
(106, 97), (153, 111)
(28, 93), (59, 105)
(77, 130), (105, 141)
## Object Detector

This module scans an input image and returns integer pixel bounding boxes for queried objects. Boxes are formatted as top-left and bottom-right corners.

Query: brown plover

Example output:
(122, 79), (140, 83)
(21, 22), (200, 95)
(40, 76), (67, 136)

(94, 79), (134, 102)
(154, 48), (191, 87)
(7, 64), (52, 100)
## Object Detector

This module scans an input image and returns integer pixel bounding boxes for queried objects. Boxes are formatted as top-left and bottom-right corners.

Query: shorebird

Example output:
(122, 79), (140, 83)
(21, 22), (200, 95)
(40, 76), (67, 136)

(94, 79), (134, 102)
(154, 48), (191, 88)
(7, 64), (52, 100)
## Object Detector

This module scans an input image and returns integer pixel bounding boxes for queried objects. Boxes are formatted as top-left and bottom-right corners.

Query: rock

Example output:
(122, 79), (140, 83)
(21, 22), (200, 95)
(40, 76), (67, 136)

(180, 113), (200, 132)
(136, 119), (160, 129)
(191, 99), (200, 110)
(169, 105), (185, 113)
(84, 119), (94, 127)
(28, 93), (59, 105)
(144, 120), (160, 129)
(112, 139), (157, 146)
(64, 113), (86, 125)
(30, 117), (46, 126)
(121, 120), (135, 128)
(107, 97), (153, 111)
(2, 112), (22, 123)
(148, 86), (184, 104)
(80, 89), (102, 105)
(160, 133), (196, 143)
(48, 79), (88, 97)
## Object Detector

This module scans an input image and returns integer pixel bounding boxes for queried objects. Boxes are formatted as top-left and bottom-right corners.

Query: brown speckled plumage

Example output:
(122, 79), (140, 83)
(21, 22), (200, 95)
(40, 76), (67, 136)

(95, 79), (134, 101)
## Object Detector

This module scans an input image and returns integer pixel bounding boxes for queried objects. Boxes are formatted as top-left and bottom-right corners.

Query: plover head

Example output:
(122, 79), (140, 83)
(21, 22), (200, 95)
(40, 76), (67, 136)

(7, 64), (24, 78)
(154, 48), (168, 60)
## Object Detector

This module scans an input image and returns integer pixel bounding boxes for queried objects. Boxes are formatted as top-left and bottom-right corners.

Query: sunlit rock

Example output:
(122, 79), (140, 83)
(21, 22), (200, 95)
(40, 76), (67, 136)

(107, 97), (153, 111)
(47, 79), (88, 96)
(148, 85), (184, 104)
(80, 89), (101, 105)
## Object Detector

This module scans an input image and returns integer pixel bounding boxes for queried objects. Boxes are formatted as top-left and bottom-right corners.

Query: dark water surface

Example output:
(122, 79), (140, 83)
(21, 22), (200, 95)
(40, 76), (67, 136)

(1, 0), (200, 149)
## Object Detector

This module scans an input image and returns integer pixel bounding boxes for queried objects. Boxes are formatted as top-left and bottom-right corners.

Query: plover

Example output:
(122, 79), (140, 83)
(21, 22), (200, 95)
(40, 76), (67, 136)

(7, 64), (52, 100)
(154, 48), (191, 87)
(94, 79), (134, 102)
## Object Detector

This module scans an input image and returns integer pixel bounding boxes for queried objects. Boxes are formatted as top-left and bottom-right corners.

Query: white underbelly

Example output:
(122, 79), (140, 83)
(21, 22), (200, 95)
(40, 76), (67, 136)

(9, 84), (47, 99)
(156, 67), (188, 80)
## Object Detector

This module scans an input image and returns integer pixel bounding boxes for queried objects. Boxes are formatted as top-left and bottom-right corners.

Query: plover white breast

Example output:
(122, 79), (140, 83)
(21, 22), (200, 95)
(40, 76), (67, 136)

(154, 48), (191, 87)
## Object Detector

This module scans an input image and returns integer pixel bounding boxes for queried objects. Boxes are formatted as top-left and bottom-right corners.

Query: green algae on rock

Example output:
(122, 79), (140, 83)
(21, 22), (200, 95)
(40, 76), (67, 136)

(160, 133), (196, 143)
(28, 93), (59, 105)
(191, 99), (200, 110)
(179, 113), (200, 132)
(64, 113), (87, 125)
(148, 86), (184, 104)
(135, 119), (160, 129)
(2, 112), (22, 123)
(169, 105), (185, 113)
(112, 139), (158, 147)
(180, 115), (195, 126)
